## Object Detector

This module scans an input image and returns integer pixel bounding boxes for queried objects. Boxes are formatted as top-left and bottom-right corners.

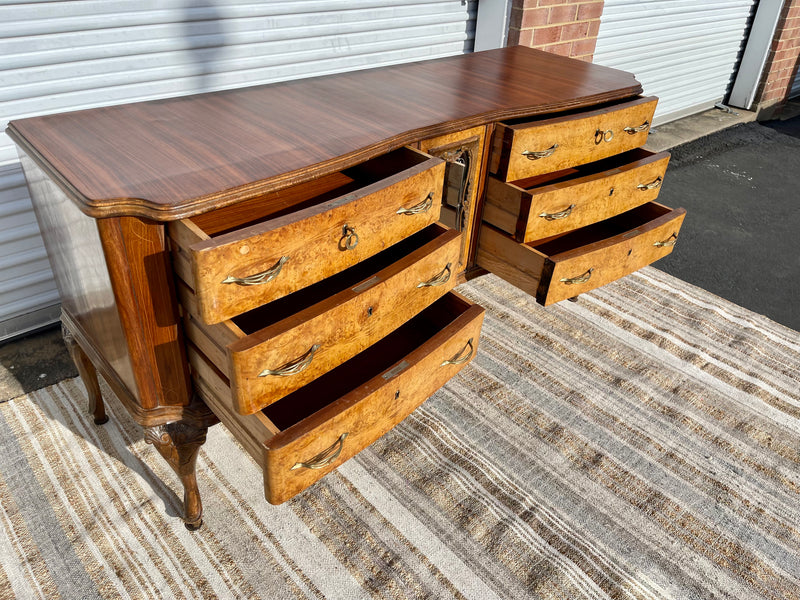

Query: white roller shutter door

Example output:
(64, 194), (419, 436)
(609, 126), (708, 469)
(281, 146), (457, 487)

(0, 0), (477, 340)
(593, 0), (757, 124)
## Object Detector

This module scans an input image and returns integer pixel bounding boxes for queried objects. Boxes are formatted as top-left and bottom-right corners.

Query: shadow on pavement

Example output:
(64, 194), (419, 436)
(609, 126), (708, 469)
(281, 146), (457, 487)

(762, 117), (800, 139)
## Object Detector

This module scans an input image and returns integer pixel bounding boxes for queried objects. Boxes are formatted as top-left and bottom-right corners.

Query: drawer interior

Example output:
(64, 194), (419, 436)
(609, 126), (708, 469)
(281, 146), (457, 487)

(230, 224), (449, 335)
(531, 202), (672, 257)
(189, 147), (435, 237)
(262, 293), (473, 432)
(510, 147), (658, 190)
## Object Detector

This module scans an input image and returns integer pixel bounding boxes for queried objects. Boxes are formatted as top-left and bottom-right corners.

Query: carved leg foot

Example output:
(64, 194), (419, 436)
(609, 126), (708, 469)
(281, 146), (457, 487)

(62, 323), (108, 425)
(145, 422), (208, 530)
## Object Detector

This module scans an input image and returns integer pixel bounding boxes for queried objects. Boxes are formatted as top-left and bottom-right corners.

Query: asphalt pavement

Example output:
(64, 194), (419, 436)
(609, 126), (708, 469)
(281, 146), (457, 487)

(653, 115), (800, 333)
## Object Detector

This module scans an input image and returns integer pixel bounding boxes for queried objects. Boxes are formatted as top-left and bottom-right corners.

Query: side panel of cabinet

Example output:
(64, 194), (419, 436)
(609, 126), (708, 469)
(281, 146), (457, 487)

(20, 146), (192, 420)
(18, 152), (140, 398)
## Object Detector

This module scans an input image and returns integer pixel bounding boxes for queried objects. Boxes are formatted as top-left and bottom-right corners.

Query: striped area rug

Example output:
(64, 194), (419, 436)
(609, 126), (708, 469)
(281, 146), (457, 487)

(1, 267), (799, 600)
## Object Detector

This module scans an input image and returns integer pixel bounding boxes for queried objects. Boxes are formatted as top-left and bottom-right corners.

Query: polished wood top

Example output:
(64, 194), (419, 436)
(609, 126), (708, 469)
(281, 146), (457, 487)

(7, 46), (641, 220)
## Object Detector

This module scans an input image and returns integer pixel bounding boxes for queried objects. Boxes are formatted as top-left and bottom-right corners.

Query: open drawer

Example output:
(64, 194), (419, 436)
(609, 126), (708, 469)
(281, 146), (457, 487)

(489, 96), (657, 182)
(169, 147), (446, 324)
(477, 202), (686, 305)
(188, 292), (484, 504)
(179, 224), (462, 414)
(483, 149), (670, 242)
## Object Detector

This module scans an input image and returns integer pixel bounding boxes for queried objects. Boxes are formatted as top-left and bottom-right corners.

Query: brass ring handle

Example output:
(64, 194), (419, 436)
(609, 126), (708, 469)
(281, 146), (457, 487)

(259, 344), (320, 377)
(397, 192), (434, 215)
(637, 176), (662, 191)
(417, 262), (452, 288)
(222, 255), (289, 286)
(341, 224), (359, 250)
(653, 232), (678, 247)
(441, 338), (474, 367)
(539, 204), (575, 221)
(624, 120), (650, 134)
(595, 129), (614, 144)
(522, 144), (558, 160)
(290, 433), (348, 470)
(560, 268), (593, 285)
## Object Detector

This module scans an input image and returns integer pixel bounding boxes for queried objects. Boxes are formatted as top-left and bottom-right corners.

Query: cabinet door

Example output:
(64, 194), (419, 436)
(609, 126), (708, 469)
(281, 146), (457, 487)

(419, 126), (489, 275)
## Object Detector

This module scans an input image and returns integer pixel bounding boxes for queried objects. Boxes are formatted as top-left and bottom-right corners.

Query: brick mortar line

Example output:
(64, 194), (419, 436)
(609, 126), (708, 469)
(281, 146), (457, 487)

(512, 19), (601, 31)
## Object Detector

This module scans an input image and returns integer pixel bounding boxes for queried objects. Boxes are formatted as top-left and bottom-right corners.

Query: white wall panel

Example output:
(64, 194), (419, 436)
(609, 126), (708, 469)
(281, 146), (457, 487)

(0, 164), (60, 340)
(0, 0), (476, 339)
(593, 0), (757, 124)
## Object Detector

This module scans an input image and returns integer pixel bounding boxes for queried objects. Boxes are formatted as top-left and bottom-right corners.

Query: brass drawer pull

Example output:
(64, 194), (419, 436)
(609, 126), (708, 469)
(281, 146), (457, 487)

(397, 192), (434, 215)
(441, 337), (474, 367)
(290, 433), (348, 470)
(340, 224), (359, 250)
(560, 268), (593, 285)
(522, 144), (558, 160)
(624, 120), (650, 134)
(222, 255), (288, 286)
(259, 344), (320, 377)
(539, 204), (575, 221)
(637, 176), (662, 191)
(653, 232), (678, 247)
(417, 262), (452, 288)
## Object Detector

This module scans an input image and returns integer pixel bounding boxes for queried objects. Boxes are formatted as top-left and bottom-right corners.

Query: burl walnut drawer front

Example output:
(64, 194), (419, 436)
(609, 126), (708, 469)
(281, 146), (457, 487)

(179, 224), (462, 415)
(477, 202), (685, 306)
(483, 149), (670, 243)
(188, 292), (484, 504)
(490, 96), (658, 182)
(170, 147), (446, 325)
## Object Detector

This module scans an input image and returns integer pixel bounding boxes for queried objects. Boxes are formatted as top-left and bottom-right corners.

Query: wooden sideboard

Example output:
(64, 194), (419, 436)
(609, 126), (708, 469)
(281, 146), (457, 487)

(7, 46), (683, 529)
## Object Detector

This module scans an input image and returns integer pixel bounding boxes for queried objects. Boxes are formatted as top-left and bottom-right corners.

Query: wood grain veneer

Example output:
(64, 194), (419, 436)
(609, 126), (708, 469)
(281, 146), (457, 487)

(187, 292), (484, 505)
(170, 148), (446, 324)
(490, 96), (658, 182)
(477, 203), (686, 305)
(180, 225), (462, 414)
(483, 149), (671, 242)
(97, 217), (191, 408)
(6, 47), (641, 221)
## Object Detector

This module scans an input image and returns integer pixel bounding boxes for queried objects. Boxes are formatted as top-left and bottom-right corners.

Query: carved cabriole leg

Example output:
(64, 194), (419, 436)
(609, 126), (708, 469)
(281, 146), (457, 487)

(61, 322), (213, 529)
(145, 421), (208, 530)
(62, 323), (109, 425)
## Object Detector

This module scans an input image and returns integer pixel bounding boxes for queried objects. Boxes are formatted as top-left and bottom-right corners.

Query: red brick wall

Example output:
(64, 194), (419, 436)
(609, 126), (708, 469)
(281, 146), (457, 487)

(756, 0), (800, 109)
(507, 0), (604, 62)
